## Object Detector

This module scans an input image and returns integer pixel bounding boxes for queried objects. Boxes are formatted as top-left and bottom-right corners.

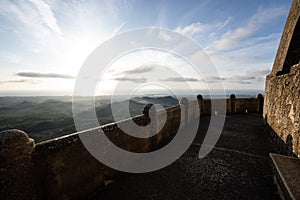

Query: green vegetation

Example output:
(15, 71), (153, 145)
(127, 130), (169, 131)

(0, 96), (178, 142)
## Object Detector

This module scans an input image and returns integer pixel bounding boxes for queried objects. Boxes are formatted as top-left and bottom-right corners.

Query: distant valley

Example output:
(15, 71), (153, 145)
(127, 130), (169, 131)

(0, 96), (178, 142)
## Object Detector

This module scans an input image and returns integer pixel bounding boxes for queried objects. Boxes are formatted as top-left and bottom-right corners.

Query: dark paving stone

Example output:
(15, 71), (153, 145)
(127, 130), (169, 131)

(94, 114), (280, 200)
(214, 114), (275, 157)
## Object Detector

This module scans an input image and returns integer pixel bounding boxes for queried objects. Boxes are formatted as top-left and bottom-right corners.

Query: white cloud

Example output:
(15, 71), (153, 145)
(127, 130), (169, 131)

(28, 0), (62, 35)
(0, 79), (38, 84)
(175, 17), (233, 37)
(206, 33), (281, 70)
(0, 0), (63, 46)
(175, 22), (209, 36)
(162, 77), (199, 82)
(212, 6), (287, 51)
(207, 74), (265, 85)
(114, 77), (147, 83)
(216, 16), (232, 29)
(113, 65), (155, 75)
(16, 72), (74, 79)
(247, 69), (270, 76)
(111, 22), (126, 36)
(159, 30), (172, 41)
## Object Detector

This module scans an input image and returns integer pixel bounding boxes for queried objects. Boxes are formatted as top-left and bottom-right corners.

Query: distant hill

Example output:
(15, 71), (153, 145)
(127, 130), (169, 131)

(0, 96), (73, 108)
(131, 96), (178, 107)
(0, 96), (178, 142)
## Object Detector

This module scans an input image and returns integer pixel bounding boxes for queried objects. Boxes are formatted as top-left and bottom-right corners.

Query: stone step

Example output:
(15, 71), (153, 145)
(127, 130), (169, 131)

(270, 153), (300, 200)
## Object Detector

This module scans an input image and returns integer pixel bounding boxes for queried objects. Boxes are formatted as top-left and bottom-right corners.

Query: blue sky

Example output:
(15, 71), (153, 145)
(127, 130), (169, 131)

(0, 0), (293, 96)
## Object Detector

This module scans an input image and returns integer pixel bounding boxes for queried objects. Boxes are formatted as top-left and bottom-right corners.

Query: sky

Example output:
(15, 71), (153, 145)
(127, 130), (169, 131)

(0, 0), (293, 96)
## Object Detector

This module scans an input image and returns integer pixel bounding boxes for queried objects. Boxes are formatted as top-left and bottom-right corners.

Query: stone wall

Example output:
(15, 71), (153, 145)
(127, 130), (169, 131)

(271, 0), (300, 75)
(1, 96), (263, 200)
(264, 0), (300, 158)
(264, 64), (300, 157)
(200, 96), (263, 115)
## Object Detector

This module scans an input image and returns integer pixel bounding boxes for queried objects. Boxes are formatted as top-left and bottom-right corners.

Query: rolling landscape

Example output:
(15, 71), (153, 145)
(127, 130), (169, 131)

(0, 96), (178, 142)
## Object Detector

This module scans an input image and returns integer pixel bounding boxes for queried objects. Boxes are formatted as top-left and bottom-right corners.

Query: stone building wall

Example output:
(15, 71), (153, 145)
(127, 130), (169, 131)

(265, 64), (300, 157)
(264, 0), (300, 157)
(271, 0), (300, 75)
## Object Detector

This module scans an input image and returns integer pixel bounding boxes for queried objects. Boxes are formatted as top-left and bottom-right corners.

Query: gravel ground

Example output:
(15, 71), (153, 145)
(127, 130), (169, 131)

(94, 114), (279, 200)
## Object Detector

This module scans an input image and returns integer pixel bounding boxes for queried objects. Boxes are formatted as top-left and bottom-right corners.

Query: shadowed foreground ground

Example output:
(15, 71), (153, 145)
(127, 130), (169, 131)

(94, 114), (279, 200)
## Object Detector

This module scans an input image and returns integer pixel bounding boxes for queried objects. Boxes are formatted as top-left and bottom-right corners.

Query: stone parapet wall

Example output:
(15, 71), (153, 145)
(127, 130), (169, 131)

(0, 96), (263, 200)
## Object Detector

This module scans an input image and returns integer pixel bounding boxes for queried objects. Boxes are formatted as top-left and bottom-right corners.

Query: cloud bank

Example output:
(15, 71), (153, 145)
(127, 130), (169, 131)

(16, 72), (74, 79)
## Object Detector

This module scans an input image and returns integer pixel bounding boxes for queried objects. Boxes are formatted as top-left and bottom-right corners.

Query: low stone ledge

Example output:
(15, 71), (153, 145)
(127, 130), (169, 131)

(270, 153), (300, 200)
(34, 115), (146, 154)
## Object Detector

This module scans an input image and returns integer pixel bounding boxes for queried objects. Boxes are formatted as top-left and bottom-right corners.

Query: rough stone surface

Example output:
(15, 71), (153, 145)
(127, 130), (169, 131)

(263, 2), (300, 198)
(0, 129), (36, 200)
(0, 129), (33, 149)
(265, 64), (300, 157)
(264, 0), (300, 158)
(33, 135), (114, 200)
(264, 57), (300, 157)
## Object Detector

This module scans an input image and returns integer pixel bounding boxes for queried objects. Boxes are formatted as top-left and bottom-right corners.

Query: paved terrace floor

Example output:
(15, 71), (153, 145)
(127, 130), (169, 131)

(94, 114), (279, 200)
